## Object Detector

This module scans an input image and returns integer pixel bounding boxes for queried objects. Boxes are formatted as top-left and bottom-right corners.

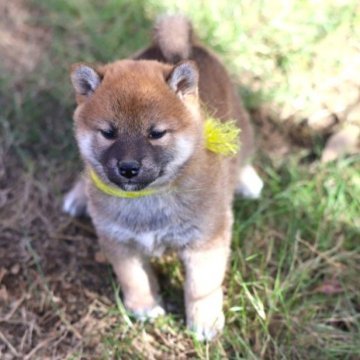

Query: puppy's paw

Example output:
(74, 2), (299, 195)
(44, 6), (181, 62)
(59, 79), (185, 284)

(236, 165), (263, 199)
(186, 289), (224, 341)
(189, 310), (225, 341)
(130, 304), (166, 322)
(62, 180), (88, 217)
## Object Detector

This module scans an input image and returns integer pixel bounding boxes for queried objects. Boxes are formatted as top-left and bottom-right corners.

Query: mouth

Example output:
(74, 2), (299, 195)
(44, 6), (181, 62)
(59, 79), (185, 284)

(104, 167), (161, 192)
(121, 182), (149, 191)
(109, 178), (153, 192)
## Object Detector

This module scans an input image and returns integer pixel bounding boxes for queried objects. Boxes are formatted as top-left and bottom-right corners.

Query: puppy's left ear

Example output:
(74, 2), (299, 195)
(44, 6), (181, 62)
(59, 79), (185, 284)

(70, 63), (102, 97)
(167, 61), (198, 98)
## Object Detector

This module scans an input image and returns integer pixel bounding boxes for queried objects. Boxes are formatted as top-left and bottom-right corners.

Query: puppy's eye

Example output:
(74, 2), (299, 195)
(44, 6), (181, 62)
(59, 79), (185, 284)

(100, 127), (117, 140)
(148, 129), (167, 140)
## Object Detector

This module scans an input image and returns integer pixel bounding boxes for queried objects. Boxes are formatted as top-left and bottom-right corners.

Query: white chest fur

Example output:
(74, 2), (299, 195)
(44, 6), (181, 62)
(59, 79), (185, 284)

(89, 190), (202, 255)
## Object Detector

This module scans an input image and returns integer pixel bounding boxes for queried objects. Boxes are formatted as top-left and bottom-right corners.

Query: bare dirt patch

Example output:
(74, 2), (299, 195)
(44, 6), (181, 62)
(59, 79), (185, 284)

(0, 0), (51, 81)
(0, 165), (116, 358)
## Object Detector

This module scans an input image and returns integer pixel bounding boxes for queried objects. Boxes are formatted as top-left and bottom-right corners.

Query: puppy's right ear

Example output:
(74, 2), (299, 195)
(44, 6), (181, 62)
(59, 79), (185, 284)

(167, 61), (198, 98)
(70, 64), (102, 97)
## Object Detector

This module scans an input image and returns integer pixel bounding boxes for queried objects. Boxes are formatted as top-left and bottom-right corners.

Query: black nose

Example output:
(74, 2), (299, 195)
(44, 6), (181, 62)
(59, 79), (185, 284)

(118, 161), (140, 179)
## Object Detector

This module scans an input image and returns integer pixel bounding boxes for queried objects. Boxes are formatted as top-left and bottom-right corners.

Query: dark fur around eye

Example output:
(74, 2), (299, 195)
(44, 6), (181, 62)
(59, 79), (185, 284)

(148, 129), (167, 140)
(100, 126), (117, 140)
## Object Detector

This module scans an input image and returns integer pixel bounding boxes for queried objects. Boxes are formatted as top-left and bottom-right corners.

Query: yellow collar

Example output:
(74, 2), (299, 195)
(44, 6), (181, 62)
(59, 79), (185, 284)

(89, 169), (164, 198)
(89, 117), (240, 198)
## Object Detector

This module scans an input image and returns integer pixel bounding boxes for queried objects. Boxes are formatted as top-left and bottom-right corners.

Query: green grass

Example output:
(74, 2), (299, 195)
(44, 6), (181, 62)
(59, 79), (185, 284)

(0, 0), (359, 359)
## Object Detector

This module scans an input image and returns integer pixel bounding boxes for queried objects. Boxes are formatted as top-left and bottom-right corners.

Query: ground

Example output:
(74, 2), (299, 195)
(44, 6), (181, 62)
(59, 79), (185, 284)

(0, 0), (359, 359)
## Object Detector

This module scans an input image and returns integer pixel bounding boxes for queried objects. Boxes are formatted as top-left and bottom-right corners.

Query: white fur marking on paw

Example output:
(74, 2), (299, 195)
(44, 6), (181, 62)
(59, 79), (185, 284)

(190, 311), (225, 341)
(62, 182), (88, 217)
(236, 165), (263, 199)
(131, 304), (166, 322)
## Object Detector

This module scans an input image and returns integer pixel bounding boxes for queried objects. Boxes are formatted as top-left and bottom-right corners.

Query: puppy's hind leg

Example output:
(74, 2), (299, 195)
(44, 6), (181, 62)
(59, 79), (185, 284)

(63, 176), (88, 217)
(235, 165), (263, 199)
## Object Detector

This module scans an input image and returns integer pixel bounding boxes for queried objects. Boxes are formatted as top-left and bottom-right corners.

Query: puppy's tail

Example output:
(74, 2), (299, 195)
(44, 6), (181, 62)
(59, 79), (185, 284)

(153, 15), (194, 63)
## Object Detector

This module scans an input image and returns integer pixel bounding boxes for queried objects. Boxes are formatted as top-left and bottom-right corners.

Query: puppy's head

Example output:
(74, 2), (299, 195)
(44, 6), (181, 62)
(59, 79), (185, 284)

(70, 60), (201, 191)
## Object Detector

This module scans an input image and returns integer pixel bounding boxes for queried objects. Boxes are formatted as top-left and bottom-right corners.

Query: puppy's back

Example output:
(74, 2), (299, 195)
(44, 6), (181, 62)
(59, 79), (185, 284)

(134, 15), (254, 165)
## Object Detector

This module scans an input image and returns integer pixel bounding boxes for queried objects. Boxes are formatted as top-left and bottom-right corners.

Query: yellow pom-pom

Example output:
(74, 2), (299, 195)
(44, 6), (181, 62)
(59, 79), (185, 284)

(204, 117), (241, 156)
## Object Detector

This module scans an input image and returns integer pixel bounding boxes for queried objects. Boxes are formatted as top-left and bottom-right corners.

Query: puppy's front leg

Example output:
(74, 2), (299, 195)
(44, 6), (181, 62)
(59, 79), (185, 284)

(63, 176), (88, 217)
(181, 237), (230, 341)
(100, 237), (165, 320)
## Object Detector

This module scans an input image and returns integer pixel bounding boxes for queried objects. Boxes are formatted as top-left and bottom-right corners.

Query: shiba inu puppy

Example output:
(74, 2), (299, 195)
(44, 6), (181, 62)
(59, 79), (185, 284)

(63, 15), (263, 340)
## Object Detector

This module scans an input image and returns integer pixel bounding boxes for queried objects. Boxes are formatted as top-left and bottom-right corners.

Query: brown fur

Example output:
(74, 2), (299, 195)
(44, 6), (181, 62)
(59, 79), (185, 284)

(64, 15), (260, 340)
